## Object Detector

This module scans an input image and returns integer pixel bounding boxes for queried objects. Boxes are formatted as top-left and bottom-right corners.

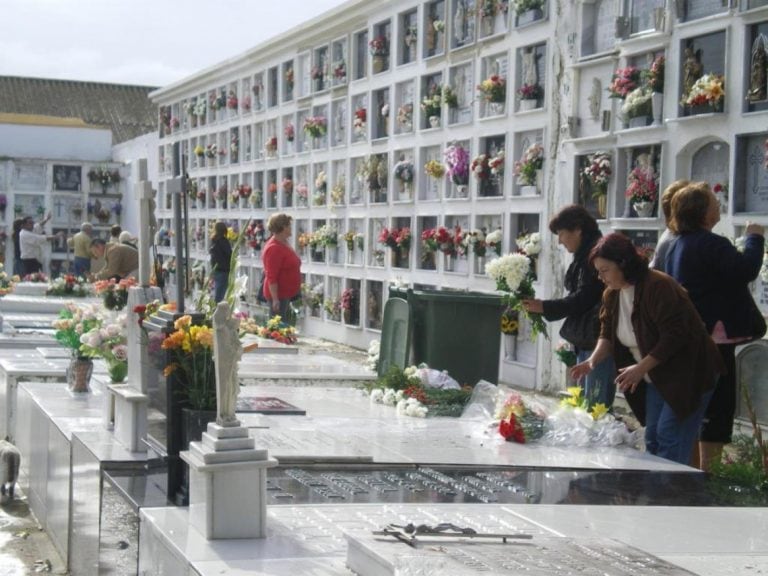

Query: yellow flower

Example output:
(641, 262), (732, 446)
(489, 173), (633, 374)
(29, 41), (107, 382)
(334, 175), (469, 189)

(590, 403), (609, 421)
(561, 386), (586, 408)
(163, 363), (179, 376)
(161, 331), (185, 350)
(174, 315), (192, 330)
(191, 325), (213, 349)
(226, 228), (238, 241)
(566, 386), (582, 399)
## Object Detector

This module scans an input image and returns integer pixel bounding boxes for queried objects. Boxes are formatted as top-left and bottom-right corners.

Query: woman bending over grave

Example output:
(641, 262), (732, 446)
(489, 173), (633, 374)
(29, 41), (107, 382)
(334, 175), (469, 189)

(571, 233), (723, 465)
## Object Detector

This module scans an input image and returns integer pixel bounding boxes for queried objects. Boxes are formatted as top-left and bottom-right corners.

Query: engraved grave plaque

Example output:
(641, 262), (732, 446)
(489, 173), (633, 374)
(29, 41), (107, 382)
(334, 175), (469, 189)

(13, 163), (46, 191)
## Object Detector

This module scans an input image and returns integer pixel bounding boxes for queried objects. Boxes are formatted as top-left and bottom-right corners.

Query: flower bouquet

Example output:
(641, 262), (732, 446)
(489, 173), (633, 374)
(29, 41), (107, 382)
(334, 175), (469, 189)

(625, 164), (658, 208)
(323, 296), (342, 321)
(0, 265), (14, 297)
(443, 143), (470, 186)
(485, 229), (503, 256)
(582, 151), (612, 198)
(79, 315), (129, 383)
(353, 107), (367, 136)
(333, 59), (346, 81)
(424, 159), (446, 179)
(464, 229), (487, 257)
(240, 315), (297, 345)
(93, 277), (138, 311)
(513, 0), (544, 15)
(555, 341), (577, 367)
(441, 85), (459, 109)
(394, 159), (414, 187)
(205, 144), (218, 158)
(516, 83), (543, 102)
(647, 55), (665, 93)
(421, 228), (439, 261)
(434, 226), (455, 256)
(621, 87), (652, 120)
(22, 272), (48, 283)
(265, 136), (278, 155)
(471, 154), (490, 180)
(488, 149), (505, 175)
(420, 86), (442, 119)
(194, 145), (205, 158)
(303, 116), (327, 139)
(315, 224), (339, 248)
(485, 252), (547, 338)
(516, 231), (541, 259)
(396, 102), (413, 130)
(681, 73), (725, 109)
(52, 303), (103, 356)
(46, 274), (90, 297)
(514, 143), (544, 186)
(87, 166), (121, 191)
(477, 75), (506, 103)
(284, 123), (295, 143)
(497, 392), (545, 443)
(608, 66), (642, 99)
(378, 227), (411, 254)
(368, 35), (389, 57)
(161, 315), (216, 410)
(226, 91), (238, 110)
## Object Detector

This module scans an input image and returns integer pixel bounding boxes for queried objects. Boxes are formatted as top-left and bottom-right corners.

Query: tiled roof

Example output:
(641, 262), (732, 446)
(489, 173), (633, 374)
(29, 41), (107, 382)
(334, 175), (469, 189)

(0, 76), (158, 144)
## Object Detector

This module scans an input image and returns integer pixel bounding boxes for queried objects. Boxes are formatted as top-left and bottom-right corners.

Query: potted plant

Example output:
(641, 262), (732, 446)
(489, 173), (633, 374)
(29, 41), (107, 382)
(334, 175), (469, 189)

(625, 164), (658, 218)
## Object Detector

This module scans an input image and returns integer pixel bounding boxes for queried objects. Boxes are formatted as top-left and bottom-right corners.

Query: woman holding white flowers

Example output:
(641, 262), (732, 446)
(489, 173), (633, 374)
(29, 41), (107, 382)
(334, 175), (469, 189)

(522, 205), (615, 409)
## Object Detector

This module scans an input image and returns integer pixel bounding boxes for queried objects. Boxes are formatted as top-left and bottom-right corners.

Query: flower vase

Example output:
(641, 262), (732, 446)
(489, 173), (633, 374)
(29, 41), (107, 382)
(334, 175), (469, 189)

(597, 195), (607, 219)
(216, 199), (223, 210)
(483, 16), (495, 36)
(476, 256), (486, 274)
(519, 99), (538, 112)
(372, 55), (386, 74)
(517, 8), (543, 26)
(633, 201), (654, 218)
(347, 250), (355, 265)
(422, 252), (436, 271)
(445, 255), (455, 272)
(399, 183), (412, 201)
(107, 360), (128, 384)
(519, 183), (538, 196)
(68, 356), (93, 394)
(429, 116), (441, 128)
(504, 334), (518, 362)
(628, 115), (650, 129)
(651, 92), (663, 126)
(455, 184), (468, 198)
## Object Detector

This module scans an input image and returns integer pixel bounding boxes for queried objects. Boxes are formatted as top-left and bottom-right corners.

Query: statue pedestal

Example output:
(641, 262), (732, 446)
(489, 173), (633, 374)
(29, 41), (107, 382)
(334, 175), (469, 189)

(181, 423), (278, 540)
(107, 384), (149, 452)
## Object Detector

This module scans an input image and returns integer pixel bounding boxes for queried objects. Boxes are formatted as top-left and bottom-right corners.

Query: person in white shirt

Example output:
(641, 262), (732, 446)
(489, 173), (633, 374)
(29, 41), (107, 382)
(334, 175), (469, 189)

(19, 215), (56, 275)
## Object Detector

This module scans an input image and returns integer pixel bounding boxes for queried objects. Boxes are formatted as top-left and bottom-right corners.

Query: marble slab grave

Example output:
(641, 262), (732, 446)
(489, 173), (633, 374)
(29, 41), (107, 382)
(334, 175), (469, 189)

(11, 282), (51, 297)
(345, 533), (698, 576)
(241, 334), (299, 355)
(0, 294), (101, 314)
(238, 353), (374, 385)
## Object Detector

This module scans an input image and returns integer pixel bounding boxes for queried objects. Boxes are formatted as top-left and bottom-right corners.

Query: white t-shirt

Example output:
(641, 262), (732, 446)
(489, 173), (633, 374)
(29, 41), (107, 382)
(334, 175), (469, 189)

(616, 285), (652, 383)
(19, 228), (47, 261)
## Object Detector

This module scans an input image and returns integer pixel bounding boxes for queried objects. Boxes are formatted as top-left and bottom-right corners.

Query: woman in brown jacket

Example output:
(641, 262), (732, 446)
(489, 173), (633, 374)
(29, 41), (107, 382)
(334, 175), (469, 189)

(571, 233), (723, 465)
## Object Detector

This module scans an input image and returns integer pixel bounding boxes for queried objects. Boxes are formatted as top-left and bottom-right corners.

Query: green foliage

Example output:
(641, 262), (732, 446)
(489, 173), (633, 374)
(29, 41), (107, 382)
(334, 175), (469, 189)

(710, 432), (768, 492)
(369, 365), (421, 392)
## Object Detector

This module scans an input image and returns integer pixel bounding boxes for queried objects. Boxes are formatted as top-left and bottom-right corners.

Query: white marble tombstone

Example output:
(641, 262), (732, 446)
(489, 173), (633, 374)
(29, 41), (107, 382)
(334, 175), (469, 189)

(106, 159), (163, 452)
(181, 302), (277, 539)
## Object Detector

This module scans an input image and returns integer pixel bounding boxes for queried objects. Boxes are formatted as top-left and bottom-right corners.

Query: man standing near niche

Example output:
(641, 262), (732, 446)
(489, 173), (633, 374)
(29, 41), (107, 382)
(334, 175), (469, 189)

(67, 222), (93, 277)
(19, 214), (57, 275)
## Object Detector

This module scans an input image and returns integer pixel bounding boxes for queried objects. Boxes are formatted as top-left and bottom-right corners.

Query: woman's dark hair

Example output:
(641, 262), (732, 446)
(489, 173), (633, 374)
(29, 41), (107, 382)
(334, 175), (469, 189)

(588, 232), (648, 283)
(110, 224), (122, 238)
(213, 221), (228, 239)
(669, 182), (711, 234)
(548, 204), (599, 236)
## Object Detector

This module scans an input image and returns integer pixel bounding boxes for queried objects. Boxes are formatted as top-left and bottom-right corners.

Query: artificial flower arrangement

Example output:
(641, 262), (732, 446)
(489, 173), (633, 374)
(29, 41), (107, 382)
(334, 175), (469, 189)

(297, 232), (312, 251)
(516, 83), (543, 102)
(516, 231), (541, 259)
(353, 107), (367, 135)
(87, 166), (121, 190)
(311, 65), (325, 81)
(393, 159), (415, 185)
(479, 0), (505, 18)
(281, 177), (293, 194)
(620, 87), (652, 120)
(315, 170), (327, 194)
(209, 92), (226, 110)
(471, 154), (491, 180)
(0, 263), (17, 296)
(420, 85), (443, 118)
(46, 274), (90, 297)
(441, 85), (459, 109)
(367, 365), (473, 418)
(512, 0), (544, 15)
(53, 303), (103, 363)
(241, 95), (252, 111)
(22, 272), (48, 283)
(608, 66), (642, 99)
(477, 74), (506, 103)
(343, 231), (357, 252)
(303, 115), (328, 138)
(284, 123), (295, 143)
(193, 99), (207, 117)
(404, 25), (418, 48)
(249, 188), (263, 207)
(424, 159), (446, 179)
(295, 182), (309, 204)
(315, 224), (339, 248)
(378, 227), (412, 253)
(94, 277), (138, 311)
(265, 136), (278, 154)
(240, 315), (297, 345)
(647, 54), (665, 93)
(331, 181), (346, 206)
(79, 315), (129, 383)
(396, 102), (414, 129)
(514, 143), (544, 186)
(582, 151), (612, 197)
(681, 73), (725, 108)
(323, 295), (342, 320)
(194, 145), (205, 158)
(230, 134), (239, 158)
(285, 67), (295, 90)
(244, 221), (265, 251)
(625, 164), (658, 204)
(443, 143), (470, 186)
(488, 149), (505, 175)
(433, 19), (445, 33)
(485, 250), (547, 339)
(226, 91), (238, 110)
(485, 228), (503, 256)
(368, 35), (389, 57)
(215, 184), (228, 202)
(421, 228), (440, 259)
(238, 184), (252, 200)
(333, 59), (346, 80)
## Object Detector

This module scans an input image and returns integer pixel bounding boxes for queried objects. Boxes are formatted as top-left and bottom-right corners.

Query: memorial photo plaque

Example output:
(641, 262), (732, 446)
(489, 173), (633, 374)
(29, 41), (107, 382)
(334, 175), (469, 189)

(236, 396), (306, 415)
(52, 165), (82, 191)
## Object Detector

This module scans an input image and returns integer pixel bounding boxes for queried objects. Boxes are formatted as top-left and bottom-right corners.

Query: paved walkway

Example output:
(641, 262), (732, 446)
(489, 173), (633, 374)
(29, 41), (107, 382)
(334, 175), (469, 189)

(0, 496), (66, 575)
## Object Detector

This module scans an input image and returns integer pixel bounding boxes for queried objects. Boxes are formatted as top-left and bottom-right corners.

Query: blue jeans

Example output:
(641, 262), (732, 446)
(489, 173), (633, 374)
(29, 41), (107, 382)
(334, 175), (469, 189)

(645, 383), (713, 465)
(212, 270), (228, 303)
(576, 349), (616, 409)
(73, 256), (91, 277)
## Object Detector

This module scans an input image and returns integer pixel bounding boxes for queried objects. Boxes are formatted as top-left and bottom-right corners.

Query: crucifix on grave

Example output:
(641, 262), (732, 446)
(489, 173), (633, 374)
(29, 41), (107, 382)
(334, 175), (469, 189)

(181, 301), (277, 539)
(105, 158), (163, 452)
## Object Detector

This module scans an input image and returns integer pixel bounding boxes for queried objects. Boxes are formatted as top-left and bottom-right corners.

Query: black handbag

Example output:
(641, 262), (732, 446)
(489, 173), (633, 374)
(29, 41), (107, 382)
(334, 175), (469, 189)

(256, 272), (267, 303)
(559, 303), (601, 351)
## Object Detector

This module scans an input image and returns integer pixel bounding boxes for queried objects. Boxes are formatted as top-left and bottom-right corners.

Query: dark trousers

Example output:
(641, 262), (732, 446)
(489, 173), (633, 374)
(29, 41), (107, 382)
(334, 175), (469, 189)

(21, 258), (42, 275)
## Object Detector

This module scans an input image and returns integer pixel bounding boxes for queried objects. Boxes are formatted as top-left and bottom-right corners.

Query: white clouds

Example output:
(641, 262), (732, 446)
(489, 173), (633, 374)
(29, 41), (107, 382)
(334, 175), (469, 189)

(0, 0), (349, 85)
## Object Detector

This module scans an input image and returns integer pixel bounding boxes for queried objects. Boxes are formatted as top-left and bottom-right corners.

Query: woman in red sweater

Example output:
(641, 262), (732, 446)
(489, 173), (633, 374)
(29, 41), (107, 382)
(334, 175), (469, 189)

(261, 213), (301, 319)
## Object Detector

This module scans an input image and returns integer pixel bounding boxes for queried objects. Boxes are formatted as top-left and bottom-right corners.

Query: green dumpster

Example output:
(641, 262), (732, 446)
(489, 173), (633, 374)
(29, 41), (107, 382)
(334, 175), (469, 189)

(404, 289), (503, 387)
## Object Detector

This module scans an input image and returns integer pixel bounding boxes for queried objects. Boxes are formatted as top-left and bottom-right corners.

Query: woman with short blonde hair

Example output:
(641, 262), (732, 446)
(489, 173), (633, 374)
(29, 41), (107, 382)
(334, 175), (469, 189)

(262, 213), (301, 319)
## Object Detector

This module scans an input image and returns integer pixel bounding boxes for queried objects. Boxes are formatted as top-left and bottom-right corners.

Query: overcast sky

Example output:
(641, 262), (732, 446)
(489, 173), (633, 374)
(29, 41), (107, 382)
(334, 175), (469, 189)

(0, 0), (349, 88)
